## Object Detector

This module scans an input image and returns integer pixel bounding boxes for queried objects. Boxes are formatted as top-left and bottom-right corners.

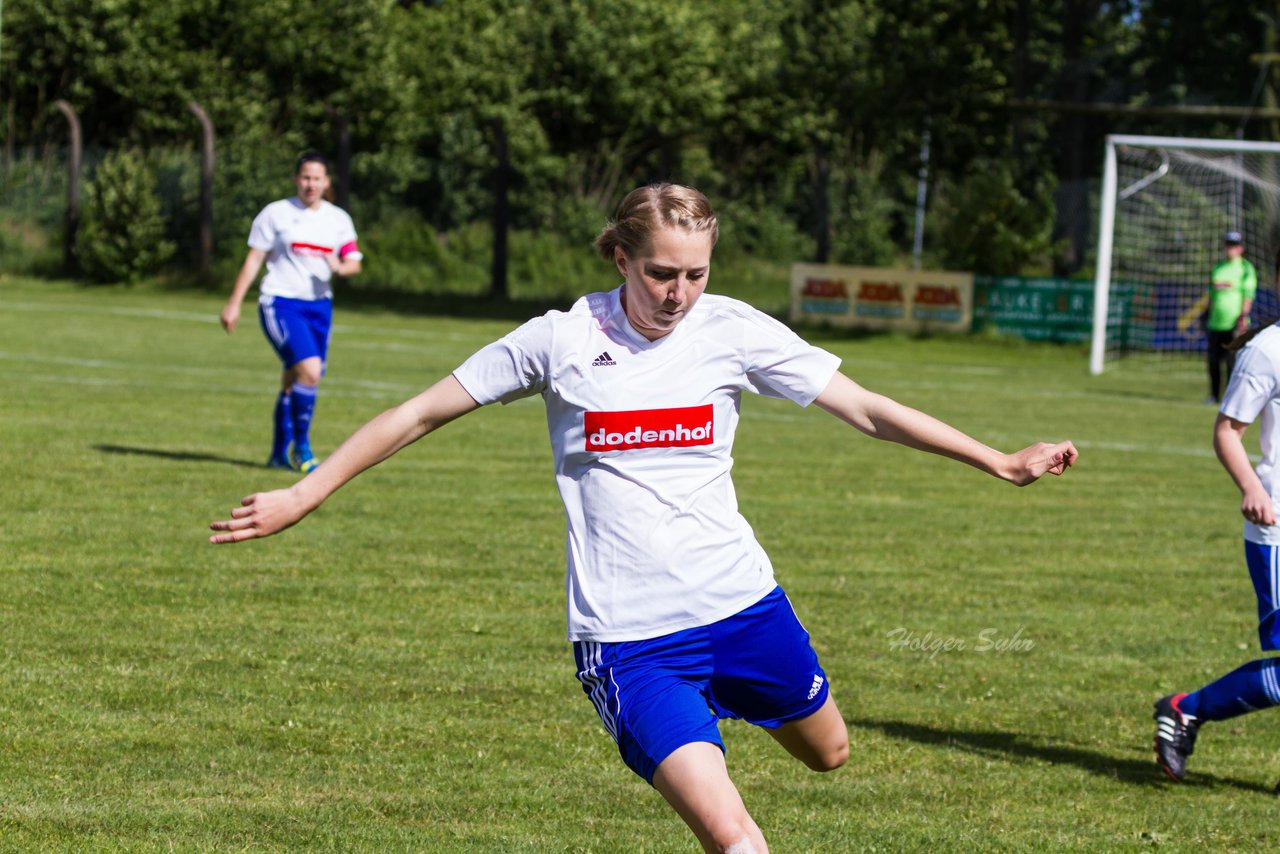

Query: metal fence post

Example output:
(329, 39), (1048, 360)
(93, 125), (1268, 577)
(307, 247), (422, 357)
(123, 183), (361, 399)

(53, 99), (81, 272)
(187, 101), (214, 277)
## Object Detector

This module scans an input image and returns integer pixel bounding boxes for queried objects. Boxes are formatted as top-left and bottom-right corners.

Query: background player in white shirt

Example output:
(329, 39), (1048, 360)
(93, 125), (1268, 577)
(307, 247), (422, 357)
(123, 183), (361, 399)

(210, 184), (1076, 854)
(220, 151), (363, 472)
(1154, 322), (1280, 782)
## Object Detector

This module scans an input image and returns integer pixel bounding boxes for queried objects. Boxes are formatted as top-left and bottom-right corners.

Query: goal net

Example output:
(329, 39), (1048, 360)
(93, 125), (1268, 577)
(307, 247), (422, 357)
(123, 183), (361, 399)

(1090, 135), (1280, 374)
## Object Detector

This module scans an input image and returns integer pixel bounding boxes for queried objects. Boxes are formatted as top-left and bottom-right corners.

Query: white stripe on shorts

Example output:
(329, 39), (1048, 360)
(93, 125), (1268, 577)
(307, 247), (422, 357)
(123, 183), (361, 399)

(261, 298), (288, 347)
(576, 642), (620, 743)
(1271, 545), (1278, 612)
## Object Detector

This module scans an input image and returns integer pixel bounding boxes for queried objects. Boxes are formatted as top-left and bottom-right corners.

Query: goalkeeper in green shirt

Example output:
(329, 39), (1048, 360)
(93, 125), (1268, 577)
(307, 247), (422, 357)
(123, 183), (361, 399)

(1206, 230), (1258, 403)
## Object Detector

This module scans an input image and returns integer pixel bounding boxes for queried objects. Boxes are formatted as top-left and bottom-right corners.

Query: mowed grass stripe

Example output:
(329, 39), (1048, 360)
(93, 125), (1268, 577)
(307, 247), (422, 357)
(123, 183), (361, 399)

(1, 276), (1277, 852)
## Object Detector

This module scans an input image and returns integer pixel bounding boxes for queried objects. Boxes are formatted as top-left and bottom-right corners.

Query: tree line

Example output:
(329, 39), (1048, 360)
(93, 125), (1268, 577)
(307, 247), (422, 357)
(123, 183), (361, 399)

(2, 0), (1275, 288)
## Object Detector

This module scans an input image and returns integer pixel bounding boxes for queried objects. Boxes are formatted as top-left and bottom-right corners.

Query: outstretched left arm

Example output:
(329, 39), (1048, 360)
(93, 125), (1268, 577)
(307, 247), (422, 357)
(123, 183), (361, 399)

(813, 372), (1077, 486)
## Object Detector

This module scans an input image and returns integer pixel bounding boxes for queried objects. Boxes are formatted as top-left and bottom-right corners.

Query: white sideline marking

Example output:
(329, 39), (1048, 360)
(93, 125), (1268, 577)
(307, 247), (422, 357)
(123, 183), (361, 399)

(0, 300), (494, 344)
(12, 372), (416, 400)
(0, 350), (425, 396)
(0, 301), (217, 324)
(842, 356), (1005, 376)
(0, 350), (264, 378)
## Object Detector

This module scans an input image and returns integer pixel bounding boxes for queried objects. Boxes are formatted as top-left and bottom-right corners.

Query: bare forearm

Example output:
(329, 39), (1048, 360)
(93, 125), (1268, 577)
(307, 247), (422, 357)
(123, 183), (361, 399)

(291, 401), (428, 510)
(228, 260), (259, 305)
(814, 372), (1075, 486)
(296, 377), (475, 507)
(1215, 418), (1263, 495)
(1215, 413), (1276, 525)
(209, 376), (480, 544)
(861, 394), (1005, 476)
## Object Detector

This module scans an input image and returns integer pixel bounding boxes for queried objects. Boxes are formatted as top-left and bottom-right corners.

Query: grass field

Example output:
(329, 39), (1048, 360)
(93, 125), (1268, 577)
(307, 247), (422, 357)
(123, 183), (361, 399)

(2, 274), (1278, 852)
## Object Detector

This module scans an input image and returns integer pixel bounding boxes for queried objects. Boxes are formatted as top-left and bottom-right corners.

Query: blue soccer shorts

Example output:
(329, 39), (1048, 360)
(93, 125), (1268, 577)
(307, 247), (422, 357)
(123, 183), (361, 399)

(258, 295), (333, 369)
(573, 585), (830, 785)
(1244, 539), (1280, 650)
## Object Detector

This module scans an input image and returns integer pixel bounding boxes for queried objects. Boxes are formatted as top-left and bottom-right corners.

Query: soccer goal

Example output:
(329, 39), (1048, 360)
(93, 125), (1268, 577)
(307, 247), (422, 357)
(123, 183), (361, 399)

(1090, 134), (1280, 374)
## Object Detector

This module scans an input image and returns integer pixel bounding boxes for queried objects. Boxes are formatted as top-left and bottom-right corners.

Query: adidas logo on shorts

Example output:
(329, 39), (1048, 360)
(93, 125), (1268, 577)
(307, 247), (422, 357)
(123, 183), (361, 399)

(807, 674), (825, 700)
(591, 351), (617, 367)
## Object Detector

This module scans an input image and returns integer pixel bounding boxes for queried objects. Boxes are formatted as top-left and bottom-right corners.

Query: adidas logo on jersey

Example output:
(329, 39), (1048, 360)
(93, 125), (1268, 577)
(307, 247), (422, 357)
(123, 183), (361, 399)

(807, 674), (825, 700)
(591, 351), (617, 367)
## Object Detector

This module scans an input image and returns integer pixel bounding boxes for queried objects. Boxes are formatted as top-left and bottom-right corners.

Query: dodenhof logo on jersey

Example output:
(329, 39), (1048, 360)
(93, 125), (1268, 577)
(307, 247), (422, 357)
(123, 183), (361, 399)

(585, 404), (714, 452)
(290, 241), (333, 257)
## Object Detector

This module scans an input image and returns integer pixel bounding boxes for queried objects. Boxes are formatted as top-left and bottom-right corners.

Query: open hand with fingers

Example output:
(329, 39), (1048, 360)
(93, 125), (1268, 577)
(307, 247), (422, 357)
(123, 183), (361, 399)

(209, 487), (311, 544)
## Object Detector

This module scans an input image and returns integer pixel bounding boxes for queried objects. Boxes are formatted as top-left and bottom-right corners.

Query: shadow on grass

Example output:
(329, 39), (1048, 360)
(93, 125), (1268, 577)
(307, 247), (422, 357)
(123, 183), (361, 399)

(94, 444), (263, 469)
(335, 283), (575, 322)
(853, 717), (1275, 794)
(1090, 386), (1210, 406)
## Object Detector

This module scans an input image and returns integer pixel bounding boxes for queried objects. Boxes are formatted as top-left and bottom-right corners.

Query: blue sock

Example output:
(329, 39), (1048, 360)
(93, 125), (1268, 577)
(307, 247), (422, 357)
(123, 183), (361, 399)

(271, 391), (293, 460)
(289, 382), (319, 453)
(1180, 657), (1280, 721)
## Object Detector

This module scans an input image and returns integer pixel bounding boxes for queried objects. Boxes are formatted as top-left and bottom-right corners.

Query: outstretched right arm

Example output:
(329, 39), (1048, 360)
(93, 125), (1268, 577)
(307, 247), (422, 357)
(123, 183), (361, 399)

(209, 375), (481, 543)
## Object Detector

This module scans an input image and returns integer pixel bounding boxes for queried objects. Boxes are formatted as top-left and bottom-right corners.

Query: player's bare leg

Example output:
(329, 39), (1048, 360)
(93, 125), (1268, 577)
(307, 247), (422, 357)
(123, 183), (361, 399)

(282, 355), (324, 391)
(767, 694), (849, 772)
(653, 742), (768, 854)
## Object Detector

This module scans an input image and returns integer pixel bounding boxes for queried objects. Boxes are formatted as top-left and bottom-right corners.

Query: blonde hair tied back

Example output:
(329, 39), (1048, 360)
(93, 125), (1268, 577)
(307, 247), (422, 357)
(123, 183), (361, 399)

(594, 183), (719, 261)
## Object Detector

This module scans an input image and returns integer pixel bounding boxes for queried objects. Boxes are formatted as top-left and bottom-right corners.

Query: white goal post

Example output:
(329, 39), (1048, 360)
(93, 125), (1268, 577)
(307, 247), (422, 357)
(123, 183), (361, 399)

(1090, 134), (1280, 374)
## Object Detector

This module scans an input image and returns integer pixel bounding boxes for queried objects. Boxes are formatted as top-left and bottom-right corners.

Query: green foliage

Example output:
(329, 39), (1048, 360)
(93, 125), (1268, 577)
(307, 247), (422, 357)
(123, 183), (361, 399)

(1, 0), (1267, 285)
(0, 154), (68, 275)
(355, 210), (488, 296)
(74, 149), (175, 283)
(830, 152), (901, 266)
(355, 210), (613, 303)
(0, 214), (60, 277)
(928, 158), (1057, 274)
(717, 195), (817, 265)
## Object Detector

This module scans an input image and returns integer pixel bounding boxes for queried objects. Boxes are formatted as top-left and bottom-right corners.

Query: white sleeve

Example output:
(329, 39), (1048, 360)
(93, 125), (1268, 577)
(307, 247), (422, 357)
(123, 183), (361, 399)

(1222, 345), (1280, 424)
(452, 314), (554, 405)
(247, 206), (275, 252)
(740, 308), (841, 406)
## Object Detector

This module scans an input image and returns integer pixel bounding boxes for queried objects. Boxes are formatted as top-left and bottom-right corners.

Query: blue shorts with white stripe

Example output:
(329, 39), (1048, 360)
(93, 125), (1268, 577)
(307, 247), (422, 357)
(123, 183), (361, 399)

(1244, 539), (1280, 651)
(258, 295), (332, 369)
(572, 586), (829, 785)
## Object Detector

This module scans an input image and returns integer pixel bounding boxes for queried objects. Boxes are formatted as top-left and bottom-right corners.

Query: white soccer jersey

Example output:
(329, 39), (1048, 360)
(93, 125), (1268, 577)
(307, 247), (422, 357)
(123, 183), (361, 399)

(1222, 325), (1280, 544)
(248, 198), (362, 301)
(453, 286), (841, 642)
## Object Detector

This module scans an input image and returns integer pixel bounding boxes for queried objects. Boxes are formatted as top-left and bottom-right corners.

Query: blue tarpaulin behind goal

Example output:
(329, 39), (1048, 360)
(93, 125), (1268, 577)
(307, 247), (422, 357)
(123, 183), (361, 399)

(1144, 285), (1280, 352)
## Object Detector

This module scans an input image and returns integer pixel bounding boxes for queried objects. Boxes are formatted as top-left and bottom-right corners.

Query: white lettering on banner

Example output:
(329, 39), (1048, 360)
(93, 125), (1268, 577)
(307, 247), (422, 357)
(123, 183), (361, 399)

(584, 404), (715, 452)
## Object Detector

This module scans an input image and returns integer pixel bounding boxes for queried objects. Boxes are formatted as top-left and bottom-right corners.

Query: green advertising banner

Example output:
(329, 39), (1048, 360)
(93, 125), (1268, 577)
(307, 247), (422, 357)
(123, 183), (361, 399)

(972, 275), (1094, 342)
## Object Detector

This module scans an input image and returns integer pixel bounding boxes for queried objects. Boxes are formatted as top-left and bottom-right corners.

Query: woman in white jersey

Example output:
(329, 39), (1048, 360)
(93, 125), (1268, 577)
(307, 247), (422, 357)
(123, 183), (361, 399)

(220, 151), (363, 473)
(211, 184), (1076, 853)
(1153, 321), (1280, 783)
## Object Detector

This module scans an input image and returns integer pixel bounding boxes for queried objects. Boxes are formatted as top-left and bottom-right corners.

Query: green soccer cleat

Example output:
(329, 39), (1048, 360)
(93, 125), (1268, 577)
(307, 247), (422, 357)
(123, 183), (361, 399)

(291, 444), (320, 474)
